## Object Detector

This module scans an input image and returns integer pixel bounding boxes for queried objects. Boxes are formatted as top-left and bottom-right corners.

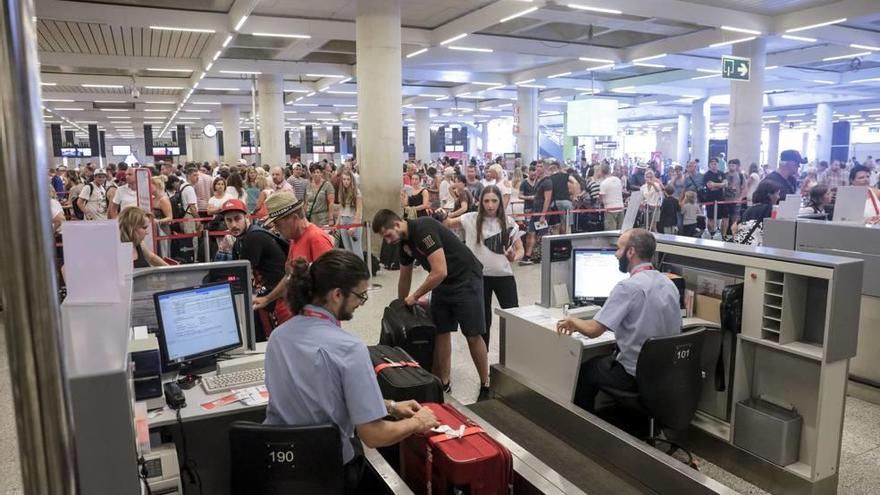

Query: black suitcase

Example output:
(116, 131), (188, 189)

(368, 345), (443, 404)
(380, 239), (400, 270)
(379, 299), (435, 372)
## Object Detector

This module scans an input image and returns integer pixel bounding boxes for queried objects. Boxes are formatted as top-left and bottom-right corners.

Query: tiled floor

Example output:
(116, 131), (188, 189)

(2, 262), (880, 493)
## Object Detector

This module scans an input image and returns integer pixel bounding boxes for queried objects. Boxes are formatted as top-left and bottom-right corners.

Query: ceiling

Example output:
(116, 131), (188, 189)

(34, 0), (880, 140)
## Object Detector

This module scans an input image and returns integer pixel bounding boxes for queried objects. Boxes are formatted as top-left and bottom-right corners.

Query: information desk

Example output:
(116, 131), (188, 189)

(520, 232), (864, 495)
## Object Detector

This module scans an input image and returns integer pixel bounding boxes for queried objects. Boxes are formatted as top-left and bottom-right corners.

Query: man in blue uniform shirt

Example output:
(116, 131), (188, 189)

(264, 249), (439, 491)
(557, 229), (681, 412)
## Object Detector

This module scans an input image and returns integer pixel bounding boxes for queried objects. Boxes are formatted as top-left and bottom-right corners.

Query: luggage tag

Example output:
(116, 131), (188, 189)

(430, 424), (466, 439)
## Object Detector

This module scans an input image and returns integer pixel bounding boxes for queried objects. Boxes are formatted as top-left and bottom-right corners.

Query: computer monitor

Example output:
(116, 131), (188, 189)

(572, 248), (629, 304)
(154, 282), (242, 370)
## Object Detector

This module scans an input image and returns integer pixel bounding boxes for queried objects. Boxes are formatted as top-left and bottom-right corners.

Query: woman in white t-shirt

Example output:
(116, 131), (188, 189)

(207, 177), (230, 216)
(443, 185), (524, 346)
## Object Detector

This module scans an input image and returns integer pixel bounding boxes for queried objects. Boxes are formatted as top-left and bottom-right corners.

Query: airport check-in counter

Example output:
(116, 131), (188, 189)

(493, 232), (863, 495)
(764, 218), (880, 394)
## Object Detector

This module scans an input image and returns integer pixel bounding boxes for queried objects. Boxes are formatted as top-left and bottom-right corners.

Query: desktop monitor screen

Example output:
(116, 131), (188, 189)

(572, 248), (629, 301)
(154, 282), (242, 365)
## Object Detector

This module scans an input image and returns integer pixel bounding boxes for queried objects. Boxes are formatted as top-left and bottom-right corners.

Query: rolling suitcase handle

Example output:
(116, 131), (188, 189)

(374, 359), (421, 374)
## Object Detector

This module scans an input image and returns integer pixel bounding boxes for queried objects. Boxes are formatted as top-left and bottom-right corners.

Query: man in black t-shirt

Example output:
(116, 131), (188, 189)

(521, 161), (546, 264)
(372, 210), (490, 400)
(702, 158), (727, 234)
(222, 198), (291, 341)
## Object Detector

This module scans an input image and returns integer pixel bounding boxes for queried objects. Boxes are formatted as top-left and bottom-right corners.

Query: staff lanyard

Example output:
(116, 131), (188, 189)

(630, 264), (654, 277)
(302, 308), (338, 327)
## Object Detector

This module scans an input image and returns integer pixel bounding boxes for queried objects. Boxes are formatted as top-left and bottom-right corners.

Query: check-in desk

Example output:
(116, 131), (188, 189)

(494, 232), (863, 495)
(764, 219), (880, 395)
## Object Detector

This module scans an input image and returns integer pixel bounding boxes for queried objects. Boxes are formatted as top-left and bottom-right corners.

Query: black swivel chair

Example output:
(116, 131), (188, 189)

(229, 421), (346, 495)
(600, 328), (707, 466)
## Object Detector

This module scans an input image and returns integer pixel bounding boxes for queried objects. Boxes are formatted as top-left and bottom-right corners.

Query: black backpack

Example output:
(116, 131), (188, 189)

(169, 184), (193, 233)
(73, 182), (105, 220)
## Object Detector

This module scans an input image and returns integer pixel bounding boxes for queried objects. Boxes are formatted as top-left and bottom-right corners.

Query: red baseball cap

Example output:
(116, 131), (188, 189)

(219, 198), (248, 215)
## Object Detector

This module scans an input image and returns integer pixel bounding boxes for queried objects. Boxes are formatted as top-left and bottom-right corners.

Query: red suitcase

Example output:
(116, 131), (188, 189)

(400, 403), (513, 495)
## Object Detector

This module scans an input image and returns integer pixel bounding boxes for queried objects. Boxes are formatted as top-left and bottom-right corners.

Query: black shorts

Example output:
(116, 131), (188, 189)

(705, 202), (727, 219)
(430, 280), (486, 337)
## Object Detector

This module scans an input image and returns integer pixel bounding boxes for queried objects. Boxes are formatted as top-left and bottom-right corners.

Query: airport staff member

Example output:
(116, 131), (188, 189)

(265, 250), (439, 492)
(373, 209), (491, 400)
(557, 228), (681, 412)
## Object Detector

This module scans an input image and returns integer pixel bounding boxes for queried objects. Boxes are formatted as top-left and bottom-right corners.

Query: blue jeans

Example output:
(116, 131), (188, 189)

(338, 216), (363, 257)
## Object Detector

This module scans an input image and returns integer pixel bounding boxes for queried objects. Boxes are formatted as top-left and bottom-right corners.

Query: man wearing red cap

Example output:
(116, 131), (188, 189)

(220, 198), (292, 340)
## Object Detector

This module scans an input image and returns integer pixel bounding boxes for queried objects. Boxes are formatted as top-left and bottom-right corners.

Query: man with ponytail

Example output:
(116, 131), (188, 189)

(264, 249), (439, 492)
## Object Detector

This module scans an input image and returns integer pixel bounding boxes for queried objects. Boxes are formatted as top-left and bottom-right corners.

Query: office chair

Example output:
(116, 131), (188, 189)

(229, 421), (346, 495)
(600, 328), (706, 467)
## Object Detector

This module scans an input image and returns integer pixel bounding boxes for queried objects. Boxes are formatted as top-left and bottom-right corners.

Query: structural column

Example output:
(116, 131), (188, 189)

(727, 38), (766, 168)
(691, 98), (710, 166)
(767, 122), (780, 169)
(257, 73), (285, 166)
(676, 114), (690, 164)
(356, 0), (402, 217)
(814, 103), (833, 164)
(221, 104), (241, 165)
(480, 122), (489, 158)
(414, 108), (430, 163)
(515, 86), (538, 163)
(562, 111), (575, 162)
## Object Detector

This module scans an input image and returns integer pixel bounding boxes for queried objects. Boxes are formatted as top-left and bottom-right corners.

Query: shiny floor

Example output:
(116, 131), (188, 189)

(2, 263), (880, 493)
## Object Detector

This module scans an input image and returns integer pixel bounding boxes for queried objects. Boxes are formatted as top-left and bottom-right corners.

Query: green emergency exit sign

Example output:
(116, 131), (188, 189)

(722, 56), (751, 81)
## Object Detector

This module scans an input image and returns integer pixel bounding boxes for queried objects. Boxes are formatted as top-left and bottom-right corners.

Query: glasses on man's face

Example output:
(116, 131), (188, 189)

(349, 289), (369, 305)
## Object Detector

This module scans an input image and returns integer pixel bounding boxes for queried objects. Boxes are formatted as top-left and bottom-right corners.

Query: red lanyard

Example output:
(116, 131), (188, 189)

(630, 264), (654, 276)
(302, 308), (337, 326)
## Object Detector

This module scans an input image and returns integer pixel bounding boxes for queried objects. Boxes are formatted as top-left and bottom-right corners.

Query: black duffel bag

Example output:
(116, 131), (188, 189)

(379, 299), (436, 372)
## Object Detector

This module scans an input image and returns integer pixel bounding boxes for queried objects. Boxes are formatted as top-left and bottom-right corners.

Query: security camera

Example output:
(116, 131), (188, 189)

(131, 87), (141, 99)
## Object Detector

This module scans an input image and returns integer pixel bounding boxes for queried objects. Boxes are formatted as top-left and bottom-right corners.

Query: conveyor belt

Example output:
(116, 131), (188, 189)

(468, 399), (649, 495)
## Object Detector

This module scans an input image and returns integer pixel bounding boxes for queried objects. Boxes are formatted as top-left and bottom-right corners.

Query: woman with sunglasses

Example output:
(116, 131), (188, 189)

(264, 249), (439, 493)
(441, 185), (524, 346)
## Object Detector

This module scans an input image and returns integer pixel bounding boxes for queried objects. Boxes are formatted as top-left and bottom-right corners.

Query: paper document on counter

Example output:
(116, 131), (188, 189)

(571, 330), (615, 345)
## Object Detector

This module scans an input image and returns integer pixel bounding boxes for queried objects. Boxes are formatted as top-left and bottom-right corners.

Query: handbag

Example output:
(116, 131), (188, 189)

(716, 283), (744, 391)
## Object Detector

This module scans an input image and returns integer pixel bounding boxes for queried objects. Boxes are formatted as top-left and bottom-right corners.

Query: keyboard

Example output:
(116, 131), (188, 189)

(202, 367), (265, 394)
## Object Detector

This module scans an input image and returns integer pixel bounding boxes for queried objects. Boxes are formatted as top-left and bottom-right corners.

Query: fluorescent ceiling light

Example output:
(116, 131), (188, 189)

(472, 81), (502, 86)
(406, 48), (428, 58)
(575, 87), (597, 92)
(500, 6), (539, 23)
(253, 32), (311, 39)
(710, 36), (755, 48)
(692, 74), (721, 80)
(632, 54), (666, 63)
(640, 101), (658, 106)
(634, 63), (665, 68)
(146, 68), (192, 73)
(781, 34), (817, 43)
(851, 44), (880, 51)
(333, 104), (356, 107)
(548, 72), (572, 78)
(823, 52), (871, 61)
(234, 15), (248, 31)
(721, 26), (761, 35)
(786, 18), (846, 33)
(579, 57), (614, 64)
(849, 77), (880, 84)
(81, 84), (124, 88)
(219, 70), (261, 75)
(448, 46), (493, 53)
(43, 99), (73, 102)
(100, 108), (127, 112)
(585, 63), (615, 71)
(440, 33), (467, 46)
(204, 87), (240, 91)
(567, 4), (622, 15)
(612, 86), (636, 93)
(518, 84), (546, 89)
(144, 109), (171, 112)
(292, 103), (318, 107)
(419, 93), (446, 98)
(107, 116), (130, 119)
(54, 107), (83, 111)
(766, 65), (779, 70)
(191, 102), (220, 105)
(144, 86), (184, 90)
(306, 73), (347, 78)
(222, 35), (233, 48)
(310, 111), (331, 114)
(40, 82), (56, 86)
(811, 79), (835, 84)
(696, 68), (721, 73)
(150, 26), (215, 33)
(184, 109), (210, 113)
(515, 79), (535, 85)
(326, 90), (357, 95)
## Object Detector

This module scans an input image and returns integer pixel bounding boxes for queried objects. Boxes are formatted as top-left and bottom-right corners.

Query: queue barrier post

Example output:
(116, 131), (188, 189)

(202, 229), (210, 263)
(365, 221), (382, 290)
